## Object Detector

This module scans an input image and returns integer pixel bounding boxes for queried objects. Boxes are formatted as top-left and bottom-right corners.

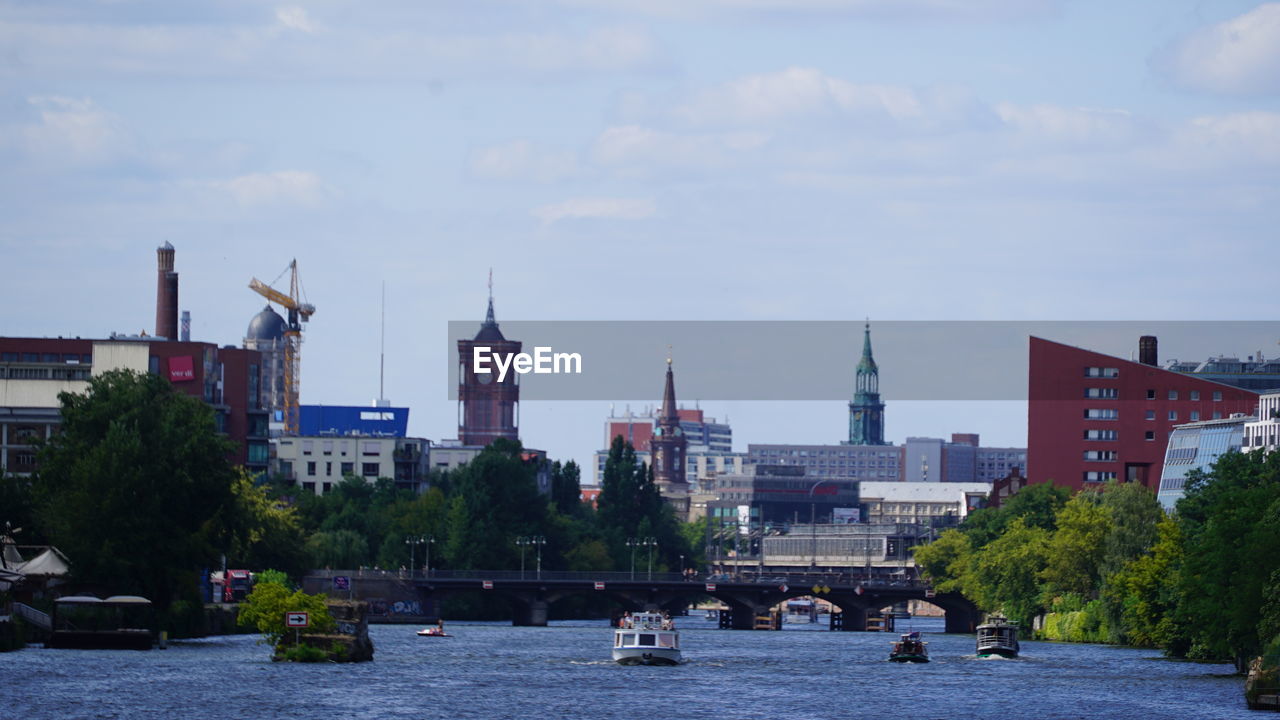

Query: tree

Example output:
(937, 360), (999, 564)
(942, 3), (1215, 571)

(31, 370), (237, 617)
(306, 530), (369, 569)
(912, 528), (973, 594)
(237, 579), (334, 645)
(443, 438), (546, 570)
(595, 436), (689, 571)
(550, 460), (583, 516)
(221, 469), (309, 578)
(965, 517), (1051, 626)
(1041, 489), (1108, 599)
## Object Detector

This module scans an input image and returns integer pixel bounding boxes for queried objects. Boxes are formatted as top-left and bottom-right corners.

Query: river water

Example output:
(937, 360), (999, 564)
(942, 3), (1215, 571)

(0, 616), (1255, 720)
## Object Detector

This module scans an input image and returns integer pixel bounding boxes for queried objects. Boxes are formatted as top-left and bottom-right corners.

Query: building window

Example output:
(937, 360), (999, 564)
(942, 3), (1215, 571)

(1084, 471), (1118, 482)
(1213, 391), (1223, 401)
(362, 462), (379, 477)
(1145, 431), (1155, 441)
(1190, 390), (1200, 401)
(302, 440), (314, 456)
(1168, 411), (1178, 421)
(362, 441), (379, 456)
(306, 461), (316, 476)
(323, 482), (333, 494)
(1147, 389), (1156, 400)
(1146, 410), (1155, 421)
(302, 482), (315, 493)
(1085, 367), (1120, 378)
(323, 441), (334, 455)
(1085, 388), (1119, 399)
(1213, 412), (1222, 420)
(1168, 390), (1178, 400)
(325, 461), (333, 476)
(1084, 429), (1118, 441)
(1190, 411), (1200, 421)
(0, 351), (17, 361)
(1084, 409), (1119, 420)
(1084, 450), (1118, 461)
(341, 462), (353, 476)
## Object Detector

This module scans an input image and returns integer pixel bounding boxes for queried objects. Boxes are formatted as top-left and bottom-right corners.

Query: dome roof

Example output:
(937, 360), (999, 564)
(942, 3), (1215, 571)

(247, 305), (287, 341)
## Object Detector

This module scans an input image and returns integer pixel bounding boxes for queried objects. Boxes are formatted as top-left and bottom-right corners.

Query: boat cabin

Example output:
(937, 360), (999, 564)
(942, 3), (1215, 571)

(614, 612), (678, 651)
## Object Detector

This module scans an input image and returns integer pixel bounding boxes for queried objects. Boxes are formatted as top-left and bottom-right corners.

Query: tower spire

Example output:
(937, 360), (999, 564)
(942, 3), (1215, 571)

(660, 350), (677, 421)
(485, 268), (496, 326)
(848, 319), (886, 446)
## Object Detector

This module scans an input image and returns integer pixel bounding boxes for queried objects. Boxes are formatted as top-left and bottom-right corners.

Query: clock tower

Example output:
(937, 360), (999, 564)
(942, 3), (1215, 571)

(457, 277), (521, 446)
(847, 321), (887, 446)
(651, 357), (688, 490)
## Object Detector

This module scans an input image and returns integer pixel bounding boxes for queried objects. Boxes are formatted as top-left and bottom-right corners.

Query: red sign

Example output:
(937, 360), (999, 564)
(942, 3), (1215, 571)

(705, 583), (716, 592)
(168, 355), (194, 382)
(482, 580), (493, 590)
(855, 585), (864, 596)
(285, 611), (309, 628)
(594, 582), (605, 590)
(780, 584), (789, 593)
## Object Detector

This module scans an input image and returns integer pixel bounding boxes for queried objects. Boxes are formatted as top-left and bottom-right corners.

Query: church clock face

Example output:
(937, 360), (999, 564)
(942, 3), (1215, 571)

(477, 372), (493, 384)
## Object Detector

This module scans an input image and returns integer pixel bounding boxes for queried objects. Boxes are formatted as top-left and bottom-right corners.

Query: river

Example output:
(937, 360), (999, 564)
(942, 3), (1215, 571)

(0, 616), (1255, 719)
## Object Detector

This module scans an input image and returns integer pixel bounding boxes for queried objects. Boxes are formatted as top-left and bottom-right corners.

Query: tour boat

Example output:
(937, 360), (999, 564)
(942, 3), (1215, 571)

(888, 631), (929, 663)
(612, 611), (681, 665)
(975, 615), (1020, 658)
(784, 598), (818, 624)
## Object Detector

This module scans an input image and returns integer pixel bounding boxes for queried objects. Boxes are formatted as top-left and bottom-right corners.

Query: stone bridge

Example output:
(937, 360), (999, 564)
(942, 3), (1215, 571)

(303, 570), (979, 633)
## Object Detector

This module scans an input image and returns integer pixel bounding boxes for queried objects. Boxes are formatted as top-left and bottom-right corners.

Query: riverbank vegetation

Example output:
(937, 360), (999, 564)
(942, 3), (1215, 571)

(914, 450), (1280, 671)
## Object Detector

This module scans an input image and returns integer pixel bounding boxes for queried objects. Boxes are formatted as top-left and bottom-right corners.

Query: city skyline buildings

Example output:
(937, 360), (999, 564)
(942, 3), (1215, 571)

(3, 2), (1278, 475)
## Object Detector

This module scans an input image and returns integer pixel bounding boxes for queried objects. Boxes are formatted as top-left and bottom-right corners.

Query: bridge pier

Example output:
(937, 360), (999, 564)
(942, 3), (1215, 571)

(942, 603), (978, 634)
(511, 598), (550, 627)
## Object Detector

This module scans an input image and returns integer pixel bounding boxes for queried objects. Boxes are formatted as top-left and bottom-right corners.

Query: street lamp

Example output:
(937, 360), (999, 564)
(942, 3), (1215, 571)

(516, 536), (531, 579)
(423, 535), (435, 577)
(643, 537), (657, 580)
(531, 536), (546, 580)
(679, 554), (685, 576)
(405, 536), (425, 577)
(809, 480), (830, 571)
(626, 537), (641, 580)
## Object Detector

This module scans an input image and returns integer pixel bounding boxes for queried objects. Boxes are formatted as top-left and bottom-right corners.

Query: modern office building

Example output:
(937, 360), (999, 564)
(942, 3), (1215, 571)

(747, 443), (904, 481)
(705, 464), (861, 527)
(857, 481), (991, 526)
(1244, 392), (1280, 453)
(1027, 335), (1258, 492)
(0, 336), (269, 476)
(1156, 414), (1252, 510)
(1165, 355), (1280, 393)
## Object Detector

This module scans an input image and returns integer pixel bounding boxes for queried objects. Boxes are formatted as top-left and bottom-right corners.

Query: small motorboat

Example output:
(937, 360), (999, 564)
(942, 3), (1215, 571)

(889, 631), (929, 663)
(976, 615), (1020, 658)
(613, 612), (681, 665)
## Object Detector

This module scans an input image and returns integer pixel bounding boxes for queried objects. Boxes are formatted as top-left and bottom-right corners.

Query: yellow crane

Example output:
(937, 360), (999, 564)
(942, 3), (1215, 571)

(249, 260), (315, 435)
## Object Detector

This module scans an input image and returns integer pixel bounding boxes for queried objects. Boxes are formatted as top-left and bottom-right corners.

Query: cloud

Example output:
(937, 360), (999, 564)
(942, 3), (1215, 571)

(1154, 3), (1280, 96)
(20, 96), (126, 164)
(548, 0), (1058, 21)
(275, 6), (320, 34)
(1176, 111), (1280, 165)
(592, 125), (770, 174)
(995, 103), (1134, 148)
(532, 197), (657, 223)
(672, 67), (925, 126)
(470, 140), (580, 182)
(211, 170), (327, 206)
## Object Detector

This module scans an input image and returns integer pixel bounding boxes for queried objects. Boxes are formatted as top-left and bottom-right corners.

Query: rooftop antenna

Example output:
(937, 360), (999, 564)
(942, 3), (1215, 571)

(379, 281), (386, 404)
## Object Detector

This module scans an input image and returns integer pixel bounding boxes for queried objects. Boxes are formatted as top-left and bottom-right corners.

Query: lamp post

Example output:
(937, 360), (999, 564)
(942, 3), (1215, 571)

(626, 537), (642, 580)
(516, 536), (531, 579)
(531, 536), (546, 580)
(679, 554), (685, 576)
(643, 537), (657, 580)
(809, 480), (830, 571)
(405, 535), (424, 577)
(423, 535), (435, 577)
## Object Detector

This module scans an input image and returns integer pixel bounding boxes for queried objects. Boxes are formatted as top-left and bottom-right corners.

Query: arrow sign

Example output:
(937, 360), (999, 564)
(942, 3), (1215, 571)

(285, 611), (309, 628)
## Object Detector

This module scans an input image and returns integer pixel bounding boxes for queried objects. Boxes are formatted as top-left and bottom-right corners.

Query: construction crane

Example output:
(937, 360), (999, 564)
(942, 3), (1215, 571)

(249, 260), (315, 435)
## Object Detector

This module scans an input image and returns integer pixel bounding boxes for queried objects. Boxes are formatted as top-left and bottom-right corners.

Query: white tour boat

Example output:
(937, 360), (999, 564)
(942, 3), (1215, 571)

(612, 611), (681, 665)
(975, 615), (1020, 658)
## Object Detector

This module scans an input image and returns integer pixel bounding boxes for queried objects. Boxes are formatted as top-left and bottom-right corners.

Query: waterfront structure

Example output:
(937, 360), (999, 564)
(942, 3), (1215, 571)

(1156, 414), (1251, 510)
(0, 337), (269, 475)
(456, 284), (520, 447)
(847, 322), (887, 446)
(1244, 392), (1280, 453)
(705, 464), (860, 527)
(1027, 335), (1258, 492)
(857, 481), (991, 526)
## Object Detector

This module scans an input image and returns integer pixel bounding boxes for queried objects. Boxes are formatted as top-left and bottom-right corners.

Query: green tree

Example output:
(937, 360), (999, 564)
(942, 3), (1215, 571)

(912, 528), (973, 594)
(595, 436), (689, 571)
(966, 517), (1051, 626)
(306, 530), (370, 569)
(550, 460), (583, 516)
(443, 438), (546, 570)
(237, 579), (335, 645)
(1105, 516), (1186, 649)
(31, 370), (237, 617)
(221, 469), (309, 578)
(1041, 489), (1108, 599)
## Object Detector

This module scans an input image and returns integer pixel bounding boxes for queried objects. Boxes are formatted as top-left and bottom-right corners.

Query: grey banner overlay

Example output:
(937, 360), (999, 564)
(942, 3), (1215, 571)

(446, 321), (1280, 401)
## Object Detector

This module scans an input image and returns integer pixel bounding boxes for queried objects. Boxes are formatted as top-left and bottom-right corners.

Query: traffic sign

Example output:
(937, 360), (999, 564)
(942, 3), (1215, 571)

(811, 584), (821, 594)
(332, 576), (350, 591)
(779, 584), (789, 593)
(482, 580), (494, 590)
(855, 585), (864, 596)
(925, 588), (936, 598)
(594, 581), (606, 590)
(285, 611), (309, 628)
(822, 585), (831, 594)
(705, 583), (716, 592)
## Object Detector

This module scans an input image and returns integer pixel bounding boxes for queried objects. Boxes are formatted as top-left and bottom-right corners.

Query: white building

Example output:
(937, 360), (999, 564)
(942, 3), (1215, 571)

(275, 435), (429, 495)
(1244, 392), (1280, 453)
(856, 481), (992, 526)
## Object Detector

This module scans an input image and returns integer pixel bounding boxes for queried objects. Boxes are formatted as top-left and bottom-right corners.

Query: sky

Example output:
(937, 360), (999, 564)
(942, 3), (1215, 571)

(2, 0), (1279, 475)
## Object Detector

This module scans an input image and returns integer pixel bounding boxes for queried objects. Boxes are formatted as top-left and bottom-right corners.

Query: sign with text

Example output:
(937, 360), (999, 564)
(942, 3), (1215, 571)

(285, 611), (309, 628)
(167, 355), (194, 382)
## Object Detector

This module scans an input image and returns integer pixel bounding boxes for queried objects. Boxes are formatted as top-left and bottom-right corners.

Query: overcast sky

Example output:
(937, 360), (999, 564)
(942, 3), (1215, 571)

(3, 0), (1279, 474)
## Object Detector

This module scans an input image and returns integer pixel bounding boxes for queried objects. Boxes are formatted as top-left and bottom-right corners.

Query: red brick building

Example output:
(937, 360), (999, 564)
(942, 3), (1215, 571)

(456, 291), (520, 447)
(1027, 336), (1258, 492)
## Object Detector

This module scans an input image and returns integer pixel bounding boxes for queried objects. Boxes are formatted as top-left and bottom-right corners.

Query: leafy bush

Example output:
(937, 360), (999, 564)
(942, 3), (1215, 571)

(236, 581), (334, 645)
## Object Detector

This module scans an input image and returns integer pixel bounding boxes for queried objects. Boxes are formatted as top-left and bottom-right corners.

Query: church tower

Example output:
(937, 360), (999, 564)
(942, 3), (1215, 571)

(651, 357), (688, 490)
(847, 321), (887, 446)
(457, 275), (521, 446)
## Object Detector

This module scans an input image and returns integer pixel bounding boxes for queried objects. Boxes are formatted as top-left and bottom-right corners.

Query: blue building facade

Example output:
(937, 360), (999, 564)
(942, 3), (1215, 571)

(1157, 415), (1250, 510)
(298, 405), (409, 438)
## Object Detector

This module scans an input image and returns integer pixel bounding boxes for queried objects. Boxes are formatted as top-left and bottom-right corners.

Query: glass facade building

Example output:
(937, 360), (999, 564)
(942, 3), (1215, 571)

(1157, 415), (1250, 510)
